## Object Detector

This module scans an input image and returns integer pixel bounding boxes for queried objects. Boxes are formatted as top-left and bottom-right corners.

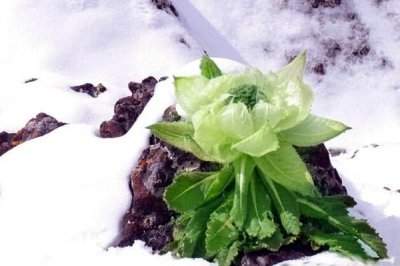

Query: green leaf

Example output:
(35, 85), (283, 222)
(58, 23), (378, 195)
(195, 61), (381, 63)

(243, 229), (284, 253)
(245, 173), (276, 239)
(298, 196), (388, 259)
(200, 55), (223, 79)
(307, 230), (372, 261)
(164, 167), (234, 212)
(215, 241), (241, 266)
(279, 114), (350, 147)
(251, 101), (284, 130)
(178, 198), (224, 257)
(174, 75), (210, 115)
(231, 156), (255, 228)
(148, 121), (214, 162)
(255, 144), (317, 196)
(276, 51), (306, 82)
(206, 193), (239, 255)
(259, 174), (301, 235)
(232, 125), (279, 157)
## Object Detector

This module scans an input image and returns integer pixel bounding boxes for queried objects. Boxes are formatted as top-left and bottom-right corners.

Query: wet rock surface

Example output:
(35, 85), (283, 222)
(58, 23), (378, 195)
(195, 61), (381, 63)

(99, 76), (157, 138)
(70, 83), (107, 98)
(0, 113), (65, 156)
(118, 106), (347, 265)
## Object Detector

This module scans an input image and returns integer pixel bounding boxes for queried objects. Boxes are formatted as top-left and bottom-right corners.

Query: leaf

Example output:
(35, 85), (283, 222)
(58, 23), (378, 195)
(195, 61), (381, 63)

(243, 229), (284, 253)
(200, 55), (223, 79)
(255, 144), (317, 196)
(272, 79), (314, 131)
(206, 193), (239, 255)
(164, 167), (234, 212)
(231, 156), (255, 228)
(307, 230), (372, 261)
(174, 75), (210, 115)
(215, 241), (241, 266)
(298, 196), (388, 259)
(259, 174), (301, 235)
(276, 51), (306, 82)
(192, 106), (242, 163)
(178, 198), (224, 258)
(233, 125), (279, 157)
(279, 114), (350, 147)
(217, 102), (254, 140)
(148, 121), (214, 162)
(245, 173), (276, 239)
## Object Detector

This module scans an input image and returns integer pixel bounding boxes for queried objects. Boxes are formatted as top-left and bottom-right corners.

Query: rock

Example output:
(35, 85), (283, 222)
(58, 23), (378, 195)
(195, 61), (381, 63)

(117, 106), (347, 265)
(100, 76), (157, 138)
(308, 0), (341, 8)
(70, 83), (106, 98)
(0, 113), (65, 156)
(151, 0), (178, 17)
(117, 106), (220, 249)
(241, 242), (318, 266)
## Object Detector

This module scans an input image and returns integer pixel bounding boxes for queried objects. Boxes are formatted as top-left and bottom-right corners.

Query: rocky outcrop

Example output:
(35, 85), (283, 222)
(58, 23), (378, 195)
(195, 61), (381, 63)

(117, 106), (347, 265)
(70, 83), (107, 98)
(99, 77), (157, 138)
(0, 113), (65, 156)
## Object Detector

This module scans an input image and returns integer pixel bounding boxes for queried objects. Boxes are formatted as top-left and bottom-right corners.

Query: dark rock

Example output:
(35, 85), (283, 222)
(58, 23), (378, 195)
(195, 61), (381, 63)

(151, 0), (178, 17)
(308, 0), (341, 8)
(100, 77), (157, 138)
(70, 83), (106, 98)
(0, 113), (65, 156)
(313, 63), (326, 75)
(296, 144), (347, 196)
(24, 78), (38, 84)
(241, 242), (317, 266)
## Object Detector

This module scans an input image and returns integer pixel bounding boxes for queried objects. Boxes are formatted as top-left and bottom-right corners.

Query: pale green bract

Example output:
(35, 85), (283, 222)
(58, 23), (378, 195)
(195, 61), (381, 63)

(151, 54), (387, 266)
(175, 52), (320, 163)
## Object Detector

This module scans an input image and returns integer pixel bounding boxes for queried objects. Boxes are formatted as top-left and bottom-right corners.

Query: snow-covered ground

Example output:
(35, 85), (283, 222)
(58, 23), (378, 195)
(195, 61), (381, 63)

(0, 0), (399, 265)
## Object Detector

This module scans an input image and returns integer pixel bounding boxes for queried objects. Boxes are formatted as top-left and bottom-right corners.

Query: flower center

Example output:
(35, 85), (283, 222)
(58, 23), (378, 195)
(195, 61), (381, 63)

(228, 84), (266, 109)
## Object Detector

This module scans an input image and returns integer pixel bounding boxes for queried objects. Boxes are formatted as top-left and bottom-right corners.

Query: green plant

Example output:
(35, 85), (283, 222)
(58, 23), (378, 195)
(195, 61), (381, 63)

(149, 54), (387, 266)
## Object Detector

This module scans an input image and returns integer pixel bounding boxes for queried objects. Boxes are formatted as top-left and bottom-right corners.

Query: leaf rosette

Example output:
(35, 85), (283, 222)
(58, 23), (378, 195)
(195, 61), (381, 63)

(149, 54), (387, 266)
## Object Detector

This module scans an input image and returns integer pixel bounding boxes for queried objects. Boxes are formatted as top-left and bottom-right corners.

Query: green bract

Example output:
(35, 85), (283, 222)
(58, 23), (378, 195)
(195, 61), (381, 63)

(150, 54), (387, 266)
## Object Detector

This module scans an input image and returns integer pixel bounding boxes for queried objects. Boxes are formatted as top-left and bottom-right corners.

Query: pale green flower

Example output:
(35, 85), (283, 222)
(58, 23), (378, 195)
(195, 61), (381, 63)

(174, 53), (316, 163)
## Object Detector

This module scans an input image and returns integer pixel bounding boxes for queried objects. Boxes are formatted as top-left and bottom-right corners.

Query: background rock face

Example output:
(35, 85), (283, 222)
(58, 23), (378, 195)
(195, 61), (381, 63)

(117, 106), (347, 265)
(0, 113), (65, 156)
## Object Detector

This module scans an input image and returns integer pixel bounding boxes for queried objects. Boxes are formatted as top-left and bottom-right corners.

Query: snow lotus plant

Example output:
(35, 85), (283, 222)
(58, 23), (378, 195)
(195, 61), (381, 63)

(149, 54), (387, 266)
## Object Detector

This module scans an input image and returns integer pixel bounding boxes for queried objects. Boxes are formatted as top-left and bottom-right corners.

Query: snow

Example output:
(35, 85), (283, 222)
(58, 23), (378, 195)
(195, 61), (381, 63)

(0, 0), (400, 266)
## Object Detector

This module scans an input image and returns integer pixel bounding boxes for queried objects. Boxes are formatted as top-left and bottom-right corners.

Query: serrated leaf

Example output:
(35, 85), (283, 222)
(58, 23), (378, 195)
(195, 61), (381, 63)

(245, 174), (276, 239)
(279, 114), (350, 147)
(298, 196), (388, 259)
(259, 174), (301, 235)
(307, 230), (371, 261)
(200, 55), (223, 79)
(231, 156), (255, 228)
(215, 241), (241, 266)
(255, 144), (318, 196)
(164, 167), (233, 212)
(206, 194), (239, 255)
(178, 198), (223, 258)
(148, 121), (214, 162)
(243, 229), (284, 253)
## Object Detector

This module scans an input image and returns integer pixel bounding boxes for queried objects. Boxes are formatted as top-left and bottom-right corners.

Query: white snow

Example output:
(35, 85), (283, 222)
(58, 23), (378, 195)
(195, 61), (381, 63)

(0, 0), (400, 266)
